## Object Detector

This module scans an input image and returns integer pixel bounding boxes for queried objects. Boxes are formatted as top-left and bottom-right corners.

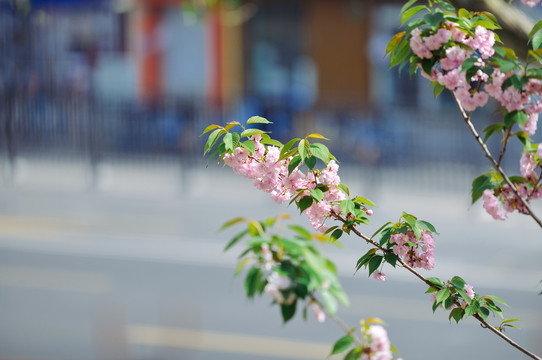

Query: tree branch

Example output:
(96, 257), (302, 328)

(451, 91), (542, 229)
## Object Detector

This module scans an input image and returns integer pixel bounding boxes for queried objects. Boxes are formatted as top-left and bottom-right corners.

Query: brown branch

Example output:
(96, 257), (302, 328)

(329, 212), (542, 359)
(451, 91), (542, 229)
(497, 128), (512, 168)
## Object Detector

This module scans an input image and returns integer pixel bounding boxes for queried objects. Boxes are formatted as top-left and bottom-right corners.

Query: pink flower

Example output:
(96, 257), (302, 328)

(482, 189), (507, 220)
(437, 68), (467, 90)
(538, 144), (542, 159)
(521, 113), (539, 136)
(500, 87), (529, 112)
(410, 28), (433, 59)
(367, 325), (393, 360)
(373, 271), (386, 281)
(424, 28), (451, 50)
(464, 284), (475, 300)
(463, 26), (495, 59)
(520, 152), (536, 178)
(440, 46), (470, 70)
(522, 0), (541, 7)
(456, 87), (489, 111)
(310, 302), (326, 323)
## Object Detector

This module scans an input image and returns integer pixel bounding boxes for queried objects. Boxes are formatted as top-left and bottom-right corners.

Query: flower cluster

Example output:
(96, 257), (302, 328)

(481, 144), (542, 220)
(411, 20), (542, 131)
(390, 230), (435, 270)
(522, 0), (541, 7)
(361, 323), (395, 360)
(223, 135), (356, 232)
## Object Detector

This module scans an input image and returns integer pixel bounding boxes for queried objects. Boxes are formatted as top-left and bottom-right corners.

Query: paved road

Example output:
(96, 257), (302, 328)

(0, 160), (541, 360)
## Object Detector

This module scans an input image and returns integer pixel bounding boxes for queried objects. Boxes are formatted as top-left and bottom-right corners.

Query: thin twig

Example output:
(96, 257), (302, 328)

(497, 128), (512, 168)
(309, 295), (365, 348)
(451, 91), (542, 229)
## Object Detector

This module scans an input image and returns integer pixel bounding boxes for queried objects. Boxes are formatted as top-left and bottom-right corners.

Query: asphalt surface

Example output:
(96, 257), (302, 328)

(0, 157), (541, 360)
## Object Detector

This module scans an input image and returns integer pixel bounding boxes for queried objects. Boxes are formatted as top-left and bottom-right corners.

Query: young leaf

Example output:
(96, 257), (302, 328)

(344, 347), (363, 360)
(298, 139), (310, 160)
(304, 155), (317, 170)
(330, 335), (354, 356)
(288, 224), (312, 239)
(471, 173), (494, 204)
(241, 128), (265, 138)
(331, 229), (343, 241)
(355, 249), (377, 273)
(386, 31), (405, 56)
(280, 138), (300, 160)
(310, 188), (325, 202)
(400, 0), (419, 16)
(245, 267), (262, 298)
(309, 143), (331, 164)
(306, 133), (329, 140)
(224, 229), (250, 251)
(401, 5), (427, 25)
(288, 155), (302, 175)
(246, 116), (272, 125)
(200, 124), (222, 136)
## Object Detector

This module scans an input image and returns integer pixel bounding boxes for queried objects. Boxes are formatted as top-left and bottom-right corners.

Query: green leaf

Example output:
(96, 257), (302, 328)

(426, 277), (444, 287)
(355, 249), (376, 273)
(451, 276), (466, 289)
(260, 133), (282, 147)
(280, 138), (300, 160)
(384, 253), (398, 267)
(281, 300), (297, 323)
(386, 31), (405, 56)
(368, 255), (383, 276)
(224, 229), (249, 251)
(423, 12), (444, 29)
(400, 0), (419, 16)
(449, 307), (464, 323)
(241, 128), (266, 138)
(493, 57), (517, 73)
(504, 110), (528, 129)
(220, 217), (247, 231)
(402, 213), (421, 239)
(353, 196), (375, 207)
(344, 347), (363, 360)
(304, 155), (317, 170)
(246, 116), (272, 125)
(401, 5), (427, 25)
(288, 225), (312, 239)
(417, 220), (437, 234)
(464, 300), (480, 317)
(201, 124), (222, 136)
(483, 123), (505, 143)
(310, 188), (325, 202)
(245, 267), (262, 298)
(204, 128), (225, 154)
(223, 132), (240, 151)
(529, 20), (542, 42)
(240, 140), (256, 154)
(433, 83), (445, 98)
(435, 288), (451, 304)
(310, 143), (331, 164)
(461, 57), (478, 72)
(321, 290), (338, 315)
(331, 229), (343, 241)
(306, 133), (329, 140)
(288, 155), (302, 175)
(298, 196), (314, 213)
(340, 200), (355, 216)
(533, 28), (542, 50)
(484, 295), (508, 307)
(471, 173), (494, 204)
(336, 183), (350, 197)
(389, 37), (411, 69)
(298, 139), (309, 160)
(371, 222), (392, 240)
(443, 296), (455, 310)
(330, 335), (354, 355)
(234, 257), (251, 277)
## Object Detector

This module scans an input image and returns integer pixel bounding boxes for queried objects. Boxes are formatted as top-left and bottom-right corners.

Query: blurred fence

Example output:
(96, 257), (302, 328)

(0, 88), (515, 192)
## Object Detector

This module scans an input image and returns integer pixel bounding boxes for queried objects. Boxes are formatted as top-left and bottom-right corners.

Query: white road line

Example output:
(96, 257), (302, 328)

(126, 325), (338, 359)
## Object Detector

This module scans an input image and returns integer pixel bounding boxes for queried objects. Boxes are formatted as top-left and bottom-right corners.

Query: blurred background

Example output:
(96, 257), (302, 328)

(0, 0), (541, 359)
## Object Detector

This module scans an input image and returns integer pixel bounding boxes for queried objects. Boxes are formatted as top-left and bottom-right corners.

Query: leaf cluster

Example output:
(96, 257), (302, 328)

(425, 276), (509, 324)
(222, 215), (349, 323)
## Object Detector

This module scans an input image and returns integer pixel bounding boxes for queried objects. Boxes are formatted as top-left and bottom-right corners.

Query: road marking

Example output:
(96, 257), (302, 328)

(0, 266), (112, 294)
(126, 325), (336, 359)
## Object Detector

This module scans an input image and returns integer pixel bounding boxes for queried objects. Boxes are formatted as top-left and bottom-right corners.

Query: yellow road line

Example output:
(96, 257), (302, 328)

(126, 325), (337, 359)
